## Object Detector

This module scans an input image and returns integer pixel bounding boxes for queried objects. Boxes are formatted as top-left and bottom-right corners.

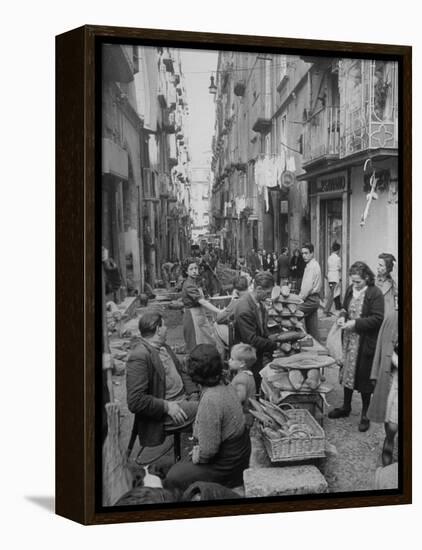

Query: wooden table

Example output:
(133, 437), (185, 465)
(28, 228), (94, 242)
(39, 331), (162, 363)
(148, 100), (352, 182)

(260, 334), (335, 425)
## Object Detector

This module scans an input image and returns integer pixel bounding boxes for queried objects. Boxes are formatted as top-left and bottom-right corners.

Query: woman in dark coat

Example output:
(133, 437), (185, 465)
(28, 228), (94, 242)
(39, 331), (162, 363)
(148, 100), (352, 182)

(328, 261), (384, 431)
(368, 308), (399, 465)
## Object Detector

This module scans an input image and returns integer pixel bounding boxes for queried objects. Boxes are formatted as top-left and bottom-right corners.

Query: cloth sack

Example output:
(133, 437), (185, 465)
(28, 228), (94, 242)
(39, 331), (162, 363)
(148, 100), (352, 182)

(326, 322), (343, 365)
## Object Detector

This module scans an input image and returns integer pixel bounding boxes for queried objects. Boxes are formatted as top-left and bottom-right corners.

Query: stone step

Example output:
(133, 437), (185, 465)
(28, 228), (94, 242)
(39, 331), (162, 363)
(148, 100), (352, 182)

(243, 465), (328, 497)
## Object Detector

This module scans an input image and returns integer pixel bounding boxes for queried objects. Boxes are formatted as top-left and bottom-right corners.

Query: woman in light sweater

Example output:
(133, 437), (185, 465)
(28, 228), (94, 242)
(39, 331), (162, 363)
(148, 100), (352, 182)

(165, 344), (251, 491)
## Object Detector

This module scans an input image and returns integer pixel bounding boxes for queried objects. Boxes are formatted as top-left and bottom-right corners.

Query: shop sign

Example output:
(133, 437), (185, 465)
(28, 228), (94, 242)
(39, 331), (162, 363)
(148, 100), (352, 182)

(311, 174), (346, 194)
(280, 170), (296, 190)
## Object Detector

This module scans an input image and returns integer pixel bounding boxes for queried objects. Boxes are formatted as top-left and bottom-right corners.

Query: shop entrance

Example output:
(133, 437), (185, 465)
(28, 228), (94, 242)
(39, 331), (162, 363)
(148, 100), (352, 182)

(319, 197), (343, 298)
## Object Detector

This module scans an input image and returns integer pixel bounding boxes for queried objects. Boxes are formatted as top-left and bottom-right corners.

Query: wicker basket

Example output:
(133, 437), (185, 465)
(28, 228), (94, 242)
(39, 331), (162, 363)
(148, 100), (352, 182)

(260, 406), (325, 462)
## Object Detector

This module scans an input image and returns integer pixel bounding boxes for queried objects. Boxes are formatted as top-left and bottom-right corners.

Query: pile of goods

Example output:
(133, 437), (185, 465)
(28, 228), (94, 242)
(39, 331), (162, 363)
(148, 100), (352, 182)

(266, 352), (335, 393)
(249, 398), (313, 438)
(267, 286), (306, 356)
(249, 398), (325, 462)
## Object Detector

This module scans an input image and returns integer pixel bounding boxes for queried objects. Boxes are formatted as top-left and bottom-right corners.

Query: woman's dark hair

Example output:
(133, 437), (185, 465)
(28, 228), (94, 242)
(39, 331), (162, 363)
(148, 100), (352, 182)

(232, 275), (249, 292)
(188, 344), (223, 387)
(332, 242), (341, 252)
(293, 248), (300, 257)
(349, 261), (375, 286)
(138, 312), (163, 337)
(254, 271), (274, 289)
(181, 257), (199, 277)
(378, 252), (396, 275)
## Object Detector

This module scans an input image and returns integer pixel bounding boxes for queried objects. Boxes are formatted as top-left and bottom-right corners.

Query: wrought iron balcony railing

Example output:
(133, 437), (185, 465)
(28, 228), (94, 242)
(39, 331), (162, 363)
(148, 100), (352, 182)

(302, 106), (340, 166)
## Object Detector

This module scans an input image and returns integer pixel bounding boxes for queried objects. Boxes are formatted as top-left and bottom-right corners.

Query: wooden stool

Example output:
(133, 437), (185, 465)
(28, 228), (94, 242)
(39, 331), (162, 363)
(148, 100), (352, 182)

(165, 421), (194, 462)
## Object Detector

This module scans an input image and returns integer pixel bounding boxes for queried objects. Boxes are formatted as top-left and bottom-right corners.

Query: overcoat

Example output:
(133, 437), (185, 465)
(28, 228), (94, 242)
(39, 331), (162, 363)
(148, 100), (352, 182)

(367, 310), (398, 423)
(341, 284), (385, 393)
(126, 338), (197, 447)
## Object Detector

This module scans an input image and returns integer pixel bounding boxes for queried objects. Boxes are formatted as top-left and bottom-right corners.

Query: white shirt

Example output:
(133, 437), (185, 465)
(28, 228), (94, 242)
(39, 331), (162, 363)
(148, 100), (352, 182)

(299, 258), (322, 300)
(327, 252), (341, 284)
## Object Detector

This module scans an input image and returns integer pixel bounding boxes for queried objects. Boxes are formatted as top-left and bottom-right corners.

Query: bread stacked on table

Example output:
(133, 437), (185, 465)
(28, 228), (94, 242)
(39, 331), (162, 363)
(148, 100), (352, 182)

(267, 285), (306, 356)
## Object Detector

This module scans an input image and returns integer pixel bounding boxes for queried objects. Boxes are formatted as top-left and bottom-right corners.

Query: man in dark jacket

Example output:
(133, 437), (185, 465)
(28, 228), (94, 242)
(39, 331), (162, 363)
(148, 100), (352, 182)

(234, 271), (280, 389)
(126, 312), (199, 448)
(277, 247), (290, 286)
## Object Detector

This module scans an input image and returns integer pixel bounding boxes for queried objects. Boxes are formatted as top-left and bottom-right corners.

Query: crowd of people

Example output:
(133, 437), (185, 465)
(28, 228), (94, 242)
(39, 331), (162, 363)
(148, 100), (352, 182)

(122, 242), (399, 502)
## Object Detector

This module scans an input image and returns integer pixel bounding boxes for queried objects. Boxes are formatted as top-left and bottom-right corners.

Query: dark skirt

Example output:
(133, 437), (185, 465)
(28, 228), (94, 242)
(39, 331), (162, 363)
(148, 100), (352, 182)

(165, 428), (251, 491)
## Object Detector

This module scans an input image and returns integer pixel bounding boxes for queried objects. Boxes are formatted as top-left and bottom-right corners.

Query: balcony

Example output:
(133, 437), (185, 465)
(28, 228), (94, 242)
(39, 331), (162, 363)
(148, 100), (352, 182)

(302, 106), (340, 166)
(102, 45), (134, 83)
(162, 109), (176, 133)
(339, 60), (398, 158)
(251, 87), (272, 134)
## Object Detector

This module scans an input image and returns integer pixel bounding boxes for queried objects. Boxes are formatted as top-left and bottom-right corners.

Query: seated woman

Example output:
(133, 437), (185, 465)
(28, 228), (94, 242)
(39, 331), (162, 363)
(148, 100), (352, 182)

(165, 344), (251, 491)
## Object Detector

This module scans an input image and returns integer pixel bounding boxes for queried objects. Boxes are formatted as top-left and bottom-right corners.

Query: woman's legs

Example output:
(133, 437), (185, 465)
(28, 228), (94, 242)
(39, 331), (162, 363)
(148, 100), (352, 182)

(358, 392), (372, 432)
(328, 387), (353, 418)
(382, 421), (398, 466)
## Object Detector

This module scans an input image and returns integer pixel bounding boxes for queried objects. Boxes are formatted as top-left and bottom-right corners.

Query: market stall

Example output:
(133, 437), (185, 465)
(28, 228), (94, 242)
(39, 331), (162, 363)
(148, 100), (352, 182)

(261, 285), (337, 425)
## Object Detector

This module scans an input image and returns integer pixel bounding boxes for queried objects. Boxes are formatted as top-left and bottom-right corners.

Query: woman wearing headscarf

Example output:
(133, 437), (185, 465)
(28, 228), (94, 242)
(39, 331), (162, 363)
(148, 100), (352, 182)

(328, 261), (384, 432)
(165, 344), (251, 491)
(376, 252), (398, 317)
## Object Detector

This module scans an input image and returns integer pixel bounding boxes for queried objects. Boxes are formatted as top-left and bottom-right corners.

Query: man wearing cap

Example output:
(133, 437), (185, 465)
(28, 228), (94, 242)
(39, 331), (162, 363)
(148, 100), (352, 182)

(126, 312), (199, 449)
(298, 242), (322, 341)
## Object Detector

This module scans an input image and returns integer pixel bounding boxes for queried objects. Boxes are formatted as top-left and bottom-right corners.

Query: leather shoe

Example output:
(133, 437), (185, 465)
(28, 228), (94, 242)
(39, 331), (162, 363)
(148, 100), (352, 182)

(328, 407), (351, 419)
(358, 416), (370, 432)
(381, 438), (394, 466)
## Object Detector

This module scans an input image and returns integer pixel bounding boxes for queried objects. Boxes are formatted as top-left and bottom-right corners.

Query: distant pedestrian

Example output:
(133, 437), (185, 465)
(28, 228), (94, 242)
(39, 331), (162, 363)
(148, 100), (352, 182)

(298, 243), (322, 340)
(289, 248), (305, 292)
(263, 252), (274, 274)
(324, 242), (342, 316)
(277, 247), (290, 286)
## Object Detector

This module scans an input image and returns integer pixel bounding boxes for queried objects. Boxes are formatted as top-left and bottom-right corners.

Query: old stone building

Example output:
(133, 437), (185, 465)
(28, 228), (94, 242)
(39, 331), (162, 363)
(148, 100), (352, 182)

(210, 52), (398, 295)
(101, 44), (192, 298)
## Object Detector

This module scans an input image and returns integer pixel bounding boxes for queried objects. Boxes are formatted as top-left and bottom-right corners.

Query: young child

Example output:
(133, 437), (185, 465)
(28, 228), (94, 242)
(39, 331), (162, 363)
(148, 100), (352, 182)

(228, 343), (257, 429)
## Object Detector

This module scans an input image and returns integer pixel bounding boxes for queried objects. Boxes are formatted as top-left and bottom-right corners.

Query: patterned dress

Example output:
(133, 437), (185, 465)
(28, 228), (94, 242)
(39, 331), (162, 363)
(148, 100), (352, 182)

(341, 290), (366, 390)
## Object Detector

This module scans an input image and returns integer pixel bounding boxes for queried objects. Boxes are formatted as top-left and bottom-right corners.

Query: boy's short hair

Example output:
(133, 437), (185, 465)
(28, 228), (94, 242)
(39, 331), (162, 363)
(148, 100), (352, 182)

(254, 271), (274, 289)
(230, 343), (257, 368)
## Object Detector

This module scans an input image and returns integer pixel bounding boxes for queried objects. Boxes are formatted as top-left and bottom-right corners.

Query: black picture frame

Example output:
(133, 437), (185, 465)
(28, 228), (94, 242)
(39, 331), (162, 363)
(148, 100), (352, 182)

(56, 24), (412, 525)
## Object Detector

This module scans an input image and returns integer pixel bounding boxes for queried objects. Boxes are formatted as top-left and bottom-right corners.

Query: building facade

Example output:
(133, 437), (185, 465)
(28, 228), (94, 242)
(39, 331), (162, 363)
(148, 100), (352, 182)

(210, 53), (398, 296)
(300, 57), (398, 296)
(190, 165), (211, 243)
(101, 44), (192, 297)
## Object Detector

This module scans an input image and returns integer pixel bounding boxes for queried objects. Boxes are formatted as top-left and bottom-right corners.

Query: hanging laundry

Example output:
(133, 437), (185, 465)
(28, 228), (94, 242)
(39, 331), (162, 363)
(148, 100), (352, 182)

(287, 155), (296, 172)
(264, 186), (270, 212)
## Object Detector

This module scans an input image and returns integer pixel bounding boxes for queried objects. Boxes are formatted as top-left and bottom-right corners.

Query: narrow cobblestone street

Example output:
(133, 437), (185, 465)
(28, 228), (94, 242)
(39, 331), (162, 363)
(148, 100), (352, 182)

(110, 305), (389, 494)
